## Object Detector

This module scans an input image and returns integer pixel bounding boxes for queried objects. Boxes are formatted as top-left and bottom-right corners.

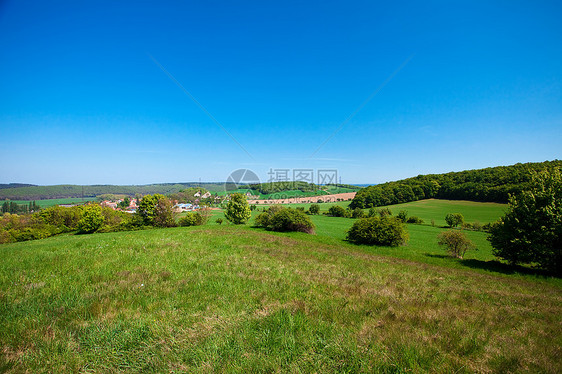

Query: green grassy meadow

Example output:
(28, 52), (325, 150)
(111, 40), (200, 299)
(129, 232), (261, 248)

(2, 198), (96, 208)
(1, 199), (561, 373)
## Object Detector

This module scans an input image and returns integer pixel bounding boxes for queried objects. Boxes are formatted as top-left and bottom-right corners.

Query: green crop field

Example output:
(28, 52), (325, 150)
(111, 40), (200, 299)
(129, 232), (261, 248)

(2, 198), (95, 208)
(1, 199), (560, 373)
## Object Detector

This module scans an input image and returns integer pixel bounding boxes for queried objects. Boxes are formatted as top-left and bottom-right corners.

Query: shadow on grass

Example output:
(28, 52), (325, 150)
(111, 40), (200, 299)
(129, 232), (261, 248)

(425, 253), (557, 278)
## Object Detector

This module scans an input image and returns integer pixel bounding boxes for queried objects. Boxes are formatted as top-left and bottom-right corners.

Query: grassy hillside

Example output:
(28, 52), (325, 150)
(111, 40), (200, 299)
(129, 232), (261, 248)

(1, 199), (560, 372)
(1, 224), (560, 373)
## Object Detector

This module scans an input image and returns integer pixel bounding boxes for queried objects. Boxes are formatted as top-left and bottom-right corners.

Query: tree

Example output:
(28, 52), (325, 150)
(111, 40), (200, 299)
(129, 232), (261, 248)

(153, 195), (176, 227)
(77, 205), (104, 234)
(308, 203), (320, 215)
(437, 230), (476, 259)
(489, 169), (562, 274)
(136, 194), (175, 227)
(445, 213), (464, 228)
(224, 193), (251, 224)
(136, 194), (158, 225)
(118, 197), (131, 209)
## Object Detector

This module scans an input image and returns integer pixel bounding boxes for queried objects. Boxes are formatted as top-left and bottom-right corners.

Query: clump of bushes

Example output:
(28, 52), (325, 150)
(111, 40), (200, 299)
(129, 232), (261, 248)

(346, 217), (408, 246)
(351, 207), (365, 219)
(178, 212), (205, 227)
(406, 216), (424, 224)
(437, 230), (476, 259)
(327, 205), (349, 217)
(255, 206), (315, 234)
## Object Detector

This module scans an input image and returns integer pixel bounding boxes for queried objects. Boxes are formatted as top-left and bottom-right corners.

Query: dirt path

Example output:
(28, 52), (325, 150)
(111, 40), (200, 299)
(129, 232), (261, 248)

(248, 192), (356, 205)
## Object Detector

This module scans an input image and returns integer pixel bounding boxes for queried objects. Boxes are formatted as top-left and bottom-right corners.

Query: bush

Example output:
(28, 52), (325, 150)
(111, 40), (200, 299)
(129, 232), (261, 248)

(351, 207), (365, 219)
(445, 213), (464, 228)
(368, 208), (377, 217)
(254, 205), (284, 228)
(346, 217), (408, 246)
(308, 203), (320, 215)
(328, 205), (348, 217)
(215, 218), (223, 225)
(489, 168), (562, 274)
(225, 193), (252, 224)
(255, 206), (315, 234)
(437, 230), (476, 259)
(406, 216), (424, 224)
(378, 208), (392, 218)
(178, 212), (205, 227)
(397, 210), (408, 222)
(77, 205), (104, 234)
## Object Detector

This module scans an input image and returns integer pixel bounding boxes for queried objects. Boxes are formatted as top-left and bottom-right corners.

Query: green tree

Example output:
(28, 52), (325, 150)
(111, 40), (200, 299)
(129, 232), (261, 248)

(224, 193), (251, 224)
(118, 197), (131, 209)
(137, 194), (158, 225)
(437, 230), (476, 259)
(153, 195), (176, 227)
(489, 169), (562, 274)
(308, 203), (320, 215)
(77, 205), (104, 234)
(445, 213), (464, 228)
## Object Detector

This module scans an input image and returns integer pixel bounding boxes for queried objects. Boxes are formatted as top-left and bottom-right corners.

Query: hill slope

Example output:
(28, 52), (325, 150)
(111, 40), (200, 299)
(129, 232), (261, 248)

(1, 225), (560, 372)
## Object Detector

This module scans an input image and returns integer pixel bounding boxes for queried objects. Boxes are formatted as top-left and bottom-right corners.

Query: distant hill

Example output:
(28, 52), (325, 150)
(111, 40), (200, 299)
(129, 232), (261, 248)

(0, 183), (226, 201)
(0, 183), (37, 190)
(350, 160), (562, 208)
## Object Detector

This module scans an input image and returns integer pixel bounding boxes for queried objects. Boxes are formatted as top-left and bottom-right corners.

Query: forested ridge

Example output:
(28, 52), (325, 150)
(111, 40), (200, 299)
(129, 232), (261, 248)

(350, 160), (562, 208)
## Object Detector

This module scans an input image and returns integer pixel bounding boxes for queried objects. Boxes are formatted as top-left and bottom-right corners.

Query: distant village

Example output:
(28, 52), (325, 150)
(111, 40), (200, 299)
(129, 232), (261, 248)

(98, 190), (261, 213)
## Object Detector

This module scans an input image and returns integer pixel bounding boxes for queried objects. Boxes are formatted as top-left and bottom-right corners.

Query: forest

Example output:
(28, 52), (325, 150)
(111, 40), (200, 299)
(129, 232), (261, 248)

(350, 160), (562, 208)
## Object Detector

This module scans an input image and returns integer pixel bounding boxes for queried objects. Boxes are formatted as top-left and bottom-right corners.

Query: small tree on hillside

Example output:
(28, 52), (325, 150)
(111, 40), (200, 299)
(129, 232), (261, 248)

(77, 205), (104, 234)
(308, 203), (320, 215)
(437, 230), (476, 259)
(225, 193), (252, 224)
(445, 213), (464, 228)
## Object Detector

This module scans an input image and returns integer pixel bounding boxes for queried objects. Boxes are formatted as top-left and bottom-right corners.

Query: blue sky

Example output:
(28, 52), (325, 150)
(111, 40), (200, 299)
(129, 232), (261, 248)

(1, 1), (561, 185)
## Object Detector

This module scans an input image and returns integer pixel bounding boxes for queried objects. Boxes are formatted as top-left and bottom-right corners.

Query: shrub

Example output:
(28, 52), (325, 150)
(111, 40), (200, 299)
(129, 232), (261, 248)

(406, 216), (424, 224)
(308, 204), (320, 215)
(378, 208), (392, 218)
(269, 208), (315, 234)
(368, 208), (377, 217)
(215, 218), (223, 225)
(328, 205), (348, 217)
(77, 205), (104, 234)
(437, 230), (476, 259)
(351, 207), (365, 219)
(178, 212), (204, 227)
(225, 193), (252, 224)
(397, 210), (408, 222)
(471, 221), (482, 231)
(255, 206), (315, 234)
(346, 217), (408, 246)
(254, 205), (283, 228)
(445, 213), (464, 228)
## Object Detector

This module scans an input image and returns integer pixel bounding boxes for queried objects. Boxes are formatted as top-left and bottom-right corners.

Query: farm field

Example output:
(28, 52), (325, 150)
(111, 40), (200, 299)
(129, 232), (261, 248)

(1, 199), (560, 373)
(2, 198), (95, 209)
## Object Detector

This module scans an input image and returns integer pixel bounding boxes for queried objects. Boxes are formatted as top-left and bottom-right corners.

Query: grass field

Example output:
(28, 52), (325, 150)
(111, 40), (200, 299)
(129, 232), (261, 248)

(2, 198), (95, 208)
(1, 199), (560, 373)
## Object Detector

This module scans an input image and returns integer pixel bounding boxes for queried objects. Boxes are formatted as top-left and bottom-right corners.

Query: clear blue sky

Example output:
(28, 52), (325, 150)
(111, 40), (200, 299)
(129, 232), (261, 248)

(1, 0), (561, 185)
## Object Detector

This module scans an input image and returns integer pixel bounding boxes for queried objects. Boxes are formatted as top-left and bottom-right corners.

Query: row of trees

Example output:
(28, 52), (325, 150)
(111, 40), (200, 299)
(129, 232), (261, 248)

(1, 200), (40, 214)
(350, 160), (562, 208)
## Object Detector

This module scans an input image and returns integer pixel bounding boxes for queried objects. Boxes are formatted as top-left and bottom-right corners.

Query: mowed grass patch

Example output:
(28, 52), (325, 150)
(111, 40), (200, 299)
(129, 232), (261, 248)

(1, 226), (561, 373)
(378, 199), (507, 226)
